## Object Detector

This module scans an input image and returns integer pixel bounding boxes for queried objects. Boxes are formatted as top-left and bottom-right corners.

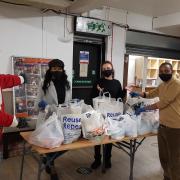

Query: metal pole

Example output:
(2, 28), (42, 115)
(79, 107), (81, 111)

(37, 155), (43, 180)
(129, 139), (137, 180)
(102, 144), (106, 173)
(19, 140), (26, 180)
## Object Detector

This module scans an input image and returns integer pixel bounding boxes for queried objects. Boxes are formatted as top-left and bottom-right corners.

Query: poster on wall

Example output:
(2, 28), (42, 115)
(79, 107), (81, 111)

(79, 51), (89, 77)
(10, 57), (51, 132)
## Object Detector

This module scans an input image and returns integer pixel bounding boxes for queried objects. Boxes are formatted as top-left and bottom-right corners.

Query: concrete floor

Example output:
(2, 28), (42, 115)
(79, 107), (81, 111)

(0, 136), (163, 180)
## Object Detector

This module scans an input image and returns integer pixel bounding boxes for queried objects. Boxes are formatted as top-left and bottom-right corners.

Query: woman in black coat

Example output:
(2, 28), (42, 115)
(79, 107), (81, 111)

(91, 61), (126, 169)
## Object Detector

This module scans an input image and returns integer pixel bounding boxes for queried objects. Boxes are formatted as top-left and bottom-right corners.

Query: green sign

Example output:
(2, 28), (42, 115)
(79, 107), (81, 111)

(76, 17), (112, 36)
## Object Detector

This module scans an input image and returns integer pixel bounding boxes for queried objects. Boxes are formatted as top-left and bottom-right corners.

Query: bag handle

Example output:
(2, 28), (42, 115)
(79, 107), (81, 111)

(98, 90), (104, 97)
(103, 92), (111, 101)
(116, 98), (123, 104)
(69, 99), (81, 104)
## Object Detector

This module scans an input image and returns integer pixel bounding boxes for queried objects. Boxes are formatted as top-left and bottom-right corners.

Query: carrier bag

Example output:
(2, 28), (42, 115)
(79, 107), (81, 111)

(105, 116), (125, 140)
(81, 110), (105, 140)
(61, 113), (81, 144)
(29, 112), (64, 149)
(98, 97), (123, 118)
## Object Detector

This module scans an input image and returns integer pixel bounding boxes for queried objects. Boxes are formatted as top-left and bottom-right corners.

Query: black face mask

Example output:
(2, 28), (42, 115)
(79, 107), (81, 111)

(51, 71), (63, 81)
(159, 74), (172, 82)
(102, 69), (113, 77)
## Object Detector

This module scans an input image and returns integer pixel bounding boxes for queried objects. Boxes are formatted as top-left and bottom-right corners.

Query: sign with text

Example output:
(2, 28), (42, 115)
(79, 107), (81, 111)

(76, 17), (112, 36)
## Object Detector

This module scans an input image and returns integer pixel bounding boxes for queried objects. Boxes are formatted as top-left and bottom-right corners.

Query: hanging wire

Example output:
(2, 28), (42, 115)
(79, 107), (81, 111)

(42, 8), (129, 29)
(0, 0), (31, 6)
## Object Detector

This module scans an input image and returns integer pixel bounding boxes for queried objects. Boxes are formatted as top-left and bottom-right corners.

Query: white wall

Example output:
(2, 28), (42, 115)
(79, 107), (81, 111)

(89, 7), (154, 84)
(128, 55), (136, 85)
(0, 4), (156, 88)
(106, 26), (126, 84)
(0, 5), (73, 83)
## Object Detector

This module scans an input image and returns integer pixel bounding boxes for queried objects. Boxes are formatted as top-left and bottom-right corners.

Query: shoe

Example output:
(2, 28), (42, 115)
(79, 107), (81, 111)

(50, 173), (59, 180)
(50, 166), (59, 180)
(105, 159), (111, 169)
(42, 157), (51, 174)
(45, 165), (51, 174)
(91, 160), (101, 169)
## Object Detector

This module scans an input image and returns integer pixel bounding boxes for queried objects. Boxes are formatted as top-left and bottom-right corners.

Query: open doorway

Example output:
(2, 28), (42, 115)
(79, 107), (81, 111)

(125, 55), (180, 94)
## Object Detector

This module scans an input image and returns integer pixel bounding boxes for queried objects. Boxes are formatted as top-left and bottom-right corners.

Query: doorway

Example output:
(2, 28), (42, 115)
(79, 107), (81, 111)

(72, 36), (105, 104)
(124, 54), (180, 94)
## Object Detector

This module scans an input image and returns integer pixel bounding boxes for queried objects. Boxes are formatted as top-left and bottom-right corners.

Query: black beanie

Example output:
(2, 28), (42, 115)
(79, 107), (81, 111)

(48, 59), (64, 69)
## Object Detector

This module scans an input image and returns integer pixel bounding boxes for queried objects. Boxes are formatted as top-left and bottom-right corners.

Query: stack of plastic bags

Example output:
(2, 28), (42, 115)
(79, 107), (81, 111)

(105, 114), (137, 140)
(28, 94), (159, 149)
(125, 96), (159, 135)
(93, 92), (137, 140)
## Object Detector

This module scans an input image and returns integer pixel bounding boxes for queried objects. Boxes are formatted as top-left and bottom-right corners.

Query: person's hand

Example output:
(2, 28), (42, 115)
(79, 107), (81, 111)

(20, 73), (27, 84)
(129, 91), (140, 98)
(38, 100), (48, 110)
(97, 85), (104, 92)
(135, 107), (146, 116)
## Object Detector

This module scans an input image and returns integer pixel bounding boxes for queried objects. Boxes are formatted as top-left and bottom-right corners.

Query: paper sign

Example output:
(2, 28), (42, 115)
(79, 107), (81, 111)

(79, 51), (89, 64)
(80, 64), (88, 77)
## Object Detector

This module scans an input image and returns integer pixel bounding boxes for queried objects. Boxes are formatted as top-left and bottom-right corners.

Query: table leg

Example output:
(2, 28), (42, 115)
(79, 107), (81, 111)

(19, 140), (26, 180)
(37, 155), (44, 180)
(102, 144), (106, 173)
(129, 139), (136, 180)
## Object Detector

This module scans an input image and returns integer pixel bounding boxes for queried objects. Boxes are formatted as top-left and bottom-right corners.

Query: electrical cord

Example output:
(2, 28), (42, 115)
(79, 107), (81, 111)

(0, 0), (31, 7)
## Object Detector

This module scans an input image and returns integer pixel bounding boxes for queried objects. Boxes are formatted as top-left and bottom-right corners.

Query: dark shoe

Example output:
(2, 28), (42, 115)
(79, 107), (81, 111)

(50, 166), (59, 180)
(91, 160), (101, 169)
(50, 172), (59, 180)
(105, 159), (111, 169)
(45, 165), (51, 174)
(42, 157), (52, 174)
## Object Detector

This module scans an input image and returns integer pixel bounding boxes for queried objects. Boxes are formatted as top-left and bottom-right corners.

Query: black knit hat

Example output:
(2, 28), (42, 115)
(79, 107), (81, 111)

(48, 59), (64, 69)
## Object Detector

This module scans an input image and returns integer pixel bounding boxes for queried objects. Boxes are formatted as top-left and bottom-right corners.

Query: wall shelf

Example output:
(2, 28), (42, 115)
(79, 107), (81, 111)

(135, 57), (180, 88)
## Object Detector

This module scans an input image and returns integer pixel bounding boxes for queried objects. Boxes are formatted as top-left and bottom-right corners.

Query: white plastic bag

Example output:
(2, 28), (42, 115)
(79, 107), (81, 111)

(122, 114), (137, 137)
(92, 92), (111, 110)
(36, 104), (58, 129)
(69, 99), (84, 114)
(129, 113), (152, 135)
(36, 111), (47, 129)
(124, 97), (143, 115)
(81, 104), (94, 113)
(98, 97), (123, 118)
(141, 111), (159, 133)
(105, 116), (125, 140)
(29, 112), (64, 149)
(57, 104), (71, 117)
(125, 97), (159, 135)
(81, 110), (105, 140)
(61, 113), (81, 144)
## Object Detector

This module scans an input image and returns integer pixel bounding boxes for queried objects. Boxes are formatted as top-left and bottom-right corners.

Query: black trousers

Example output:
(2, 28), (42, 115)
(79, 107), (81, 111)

(46, 151), (67, 166)
(94, 143), (112, 160)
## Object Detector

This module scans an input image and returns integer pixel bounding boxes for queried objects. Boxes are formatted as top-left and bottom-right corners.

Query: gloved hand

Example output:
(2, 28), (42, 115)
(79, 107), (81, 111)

(20, 73), (27, 84)
(129, 91), (140, 98)
(135, 107), (146, 116)
(38, 100), (48, 110)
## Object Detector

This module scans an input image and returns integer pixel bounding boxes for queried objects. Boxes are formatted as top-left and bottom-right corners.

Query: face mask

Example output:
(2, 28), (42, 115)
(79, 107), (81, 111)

(102, 69), (113, 77)
(159, 74), (172, 82)
(51, 71), (63, 81)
